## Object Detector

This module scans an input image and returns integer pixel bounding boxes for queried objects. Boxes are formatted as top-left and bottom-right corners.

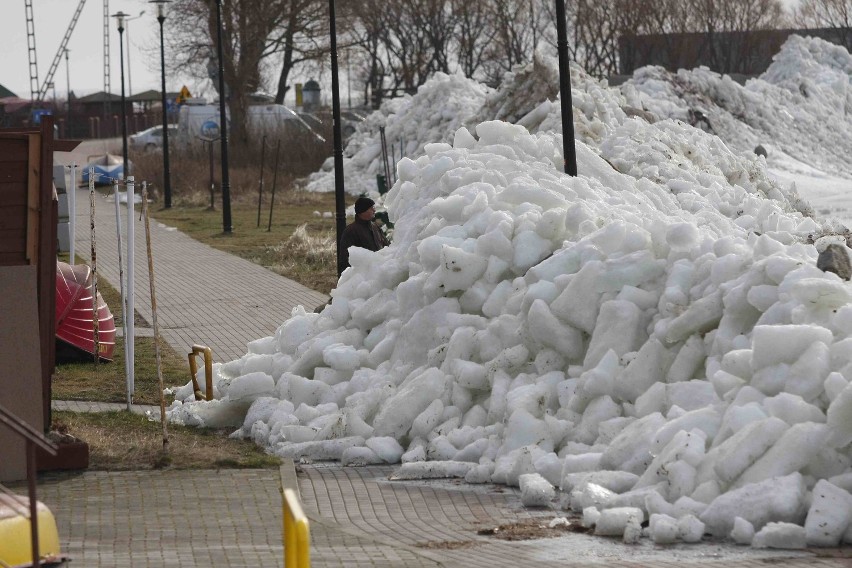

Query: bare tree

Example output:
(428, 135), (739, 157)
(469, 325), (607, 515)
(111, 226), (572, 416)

(483, 0), (549, 85)
(796, 0), (852, 26)
(572, 0), (631, 78)
(269, 0), (329, 104)
(407, 0), (454, 74)
(794, 0), (852, 49)
(452, 1), (498, 79)
(344, 0), (390, 107)
(168, 0), (329, 144)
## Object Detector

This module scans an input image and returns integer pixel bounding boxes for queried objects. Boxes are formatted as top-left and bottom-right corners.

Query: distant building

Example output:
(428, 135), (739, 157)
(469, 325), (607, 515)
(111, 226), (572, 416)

(619, 28), (852, 78)
(0, 83), (18, 99)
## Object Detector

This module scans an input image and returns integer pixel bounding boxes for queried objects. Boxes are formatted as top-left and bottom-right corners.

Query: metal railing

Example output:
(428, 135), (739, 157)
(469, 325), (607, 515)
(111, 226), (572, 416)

(0, 401), (58, 568)
(188, 344), (214, 402)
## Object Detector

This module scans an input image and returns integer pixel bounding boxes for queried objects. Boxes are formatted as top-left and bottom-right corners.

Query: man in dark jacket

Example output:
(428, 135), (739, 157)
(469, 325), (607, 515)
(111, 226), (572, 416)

(337, 196), (389, 275)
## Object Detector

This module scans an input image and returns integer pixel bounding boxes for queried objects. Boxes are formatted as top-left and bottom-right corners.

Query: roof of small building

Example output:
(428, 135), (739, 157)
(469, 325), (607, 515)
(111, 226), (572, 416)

(129, 89), (181, 102)
(0, 84), (18, 98)
(76, 91), (124, 104)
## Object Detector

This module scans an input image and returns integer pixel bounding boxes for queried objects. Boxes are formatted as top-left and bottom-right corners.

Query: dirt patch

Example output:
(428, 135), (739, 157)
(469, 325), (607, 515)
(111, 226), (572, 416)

(414, 540), (479, 550)
(476, 517), (592, 541)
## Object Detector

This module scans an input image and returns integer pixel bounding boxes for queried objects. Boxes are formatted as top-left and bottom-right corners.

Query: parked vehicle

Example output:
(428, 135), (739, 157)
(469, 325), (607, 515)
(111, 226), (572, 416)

(175, 98), (324, 147)
(129, 124), (178, 151)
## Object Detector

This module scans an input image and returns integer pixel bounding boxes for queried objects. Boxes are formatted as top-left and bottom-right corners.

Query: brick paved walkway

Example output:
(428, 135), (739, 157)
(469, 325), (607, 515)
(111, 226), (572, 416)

(18, 461), (848, 568)
(292, 464), (849, 568)
(68, 173), (327, 364)
(29, 469), (284, 568)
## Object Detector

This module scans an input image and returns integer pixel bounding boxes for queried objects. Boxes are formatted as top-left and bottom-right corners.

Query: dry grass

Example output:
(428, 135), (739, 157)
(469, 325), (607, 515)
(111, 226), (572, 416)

(52, 411), (279, 470)
(52, 336), (185, 407)
(152, 188), (341, 295)
(259, 224), (338, 293)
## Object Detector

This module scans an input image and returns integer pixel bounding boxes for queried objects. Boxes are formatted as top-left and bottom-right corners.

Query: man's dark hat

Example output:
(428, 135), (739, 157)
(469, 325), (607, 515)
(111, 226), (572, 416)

(355, 196), (375, 214)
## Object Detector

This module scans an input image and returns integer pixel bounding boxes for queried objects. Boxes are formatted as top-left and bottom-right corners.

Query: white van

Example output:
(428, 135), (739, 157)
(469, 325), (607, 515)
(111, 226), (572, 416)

(175, 98), (323, 146)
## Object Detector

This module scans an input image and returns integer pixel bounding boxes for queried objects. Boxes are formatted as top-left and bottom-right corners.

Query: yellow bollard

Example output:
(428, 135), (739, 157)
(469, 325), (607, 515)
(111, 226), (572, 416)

(282, 488), (310, 568)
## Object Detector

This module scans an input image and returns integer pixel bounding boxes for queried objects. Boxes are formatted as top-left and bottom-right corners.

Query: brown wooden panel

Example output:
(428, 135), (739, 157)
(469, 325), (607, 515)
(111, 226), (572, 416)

(0, 120), (57, 429)
(0, 266), (43, 482)
(0, 131), (37, 137)
(0, 142), (28, 162)
(0, 161), (28, 184)
(27, 134), (40, 263)
(0, 208), (27, 231)
(0, 182), (27, 207)
(0, 229), (27, 253)
(0, 251), (27, 265)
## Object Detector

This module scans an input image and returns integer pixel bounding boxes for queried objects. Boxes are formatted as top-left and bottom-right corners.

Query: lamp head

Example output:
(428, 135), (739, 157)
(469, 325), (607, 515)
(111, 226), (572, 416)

(149, 0), (171, 20)
(111, 11), (129, 31)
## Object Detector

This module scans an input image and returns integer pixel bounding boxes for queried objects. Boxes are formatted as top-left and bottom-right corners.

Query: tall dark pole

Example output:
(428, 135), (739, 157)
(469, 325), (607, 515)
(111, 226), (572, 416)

(153, 1), (173, 208)
(554, 0), (577, 176)
(65, 49), (71, 135)
(329, 0), (346, 276)
(113, 12), (129, 179)
(214, 0), (232, 233)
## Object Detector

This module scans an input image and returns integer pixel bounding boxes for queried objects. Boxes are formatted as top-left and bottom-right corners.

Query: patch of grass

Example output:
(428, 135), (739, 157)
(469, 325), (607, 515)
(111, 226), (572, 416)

(52, 273), (188, 406)
(152, 188), (341, 294)
(52, 411), (280, 470)
(52, 335), (185, 406)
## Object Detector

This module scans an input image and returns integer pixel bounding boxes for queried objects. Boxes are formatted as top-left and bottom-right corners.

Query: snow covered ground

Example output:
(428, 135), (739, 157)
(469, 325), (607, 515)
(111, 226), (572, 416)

(167, 35), (852, 549)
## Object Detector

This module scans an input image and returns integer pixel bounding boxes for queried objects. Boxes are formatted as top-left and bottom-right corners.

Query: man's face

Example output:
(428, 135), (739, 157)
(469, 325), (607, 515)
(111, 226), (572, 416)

(358, 205), (376, 221)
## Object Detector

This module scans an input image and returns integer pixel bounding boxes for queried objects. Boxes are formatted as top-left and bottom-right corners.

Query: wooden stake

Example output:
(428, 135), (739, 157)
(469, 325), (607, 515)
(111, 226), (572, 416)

(141, 182), (169, 453)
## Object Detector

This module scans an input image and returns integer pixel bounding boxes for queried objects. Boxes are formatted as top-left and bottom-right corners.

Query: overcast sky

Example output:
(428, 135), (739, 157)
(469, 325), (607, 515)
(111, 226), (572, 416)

(0, 0), (185, 100)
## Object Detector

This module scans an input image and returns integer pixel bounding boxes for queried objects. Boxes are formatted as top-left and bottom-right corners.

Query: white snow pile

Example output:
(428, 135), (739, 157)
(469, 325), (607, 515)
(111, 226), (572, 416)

(304, 34), (852, 202)
(169, 109), (852, 547)
(304, 72), (490, 195)
(627, 35), (852, 177)
(465, 53), (560, 128)
(165, 35), (852, 549)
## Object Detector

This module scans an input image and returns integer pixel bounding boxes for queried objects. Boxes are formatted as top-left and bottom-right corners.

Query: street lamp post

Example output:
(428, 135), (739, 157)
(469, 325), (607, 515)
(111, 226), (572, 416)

(151, 0), (173, 208)
(329, 0), (346, 275)
(64, 49), (72, 135)
(112, 12), (130, 178)
(214, 0), (232, 233)
(125, 11), (146, 98)
(554, 0), (577, 176)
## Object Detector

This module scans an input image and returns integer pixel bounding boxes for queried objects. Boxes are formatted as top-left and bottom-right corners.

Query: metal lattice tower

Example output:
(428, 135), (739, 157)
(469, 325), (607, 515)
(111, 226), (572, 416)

(103, 0), (111, 118)
(37, 0), (87, 103)
(24, 0), (39, 103)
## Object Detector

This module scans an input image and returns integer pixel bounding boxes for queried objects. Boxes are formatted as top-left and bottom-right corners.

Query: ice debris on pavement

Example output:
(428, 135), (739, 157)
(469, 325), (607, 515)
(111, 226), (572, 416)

(168, 35), (852, 548)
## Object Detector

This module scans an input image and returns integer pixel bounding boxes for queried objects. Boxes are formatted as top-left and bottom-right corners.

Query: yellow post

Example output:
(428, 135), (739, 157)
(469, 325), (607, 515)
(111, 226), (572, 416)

(282, 488), (310, 568)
